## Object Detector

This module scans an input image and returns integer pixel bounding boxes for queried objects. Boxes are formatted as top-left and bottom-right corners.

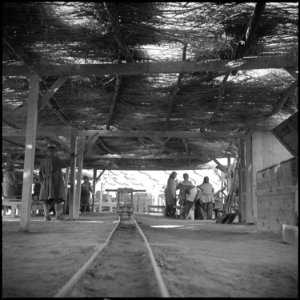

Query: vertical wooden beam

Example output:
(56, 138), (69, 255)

(20, 75), (39, 232)
(227, 156), (231, 194)
(100, 182), (104, 212)
(75, 137), (85, 218)
(92, 168), (97, 212)
(245, 132), (254, 223)
(238, 137), (246, 224)
(64, 167), (70, 214)
(69, 131), (77, 219)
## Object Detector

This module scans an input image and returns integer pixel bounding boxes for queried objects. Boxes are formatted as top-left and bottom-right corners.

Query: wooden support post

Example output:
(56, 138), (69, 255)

(20, 75), (39, 231)
(239, 137), (246, 223)
(227, 157), (231, 194)
(69, 131), (77, 219)
(64, 167), (70, 214)
(100, 182), (104, 212)
(75, 137), (85, 218)
(92, 168), (97, 212)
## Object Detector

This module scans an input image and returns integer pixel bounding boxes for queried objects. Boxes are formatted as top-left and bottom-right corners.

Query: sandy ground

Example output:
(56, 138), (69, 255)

(2, 212), (298, 298)
(69, 219), (161, 298)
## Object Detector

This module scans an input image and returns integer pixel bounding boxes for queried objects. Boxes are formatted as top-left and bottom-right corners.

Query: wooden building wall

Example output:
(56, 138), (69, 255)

(256, 158), (298, 232)
(239, 130), (294, 225)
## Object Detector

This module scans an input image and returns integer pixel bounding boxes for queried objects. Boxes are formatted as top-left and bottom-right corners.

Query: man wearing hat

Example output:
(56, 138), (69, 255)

(164, 171), (178, 217)
(39, 144), (70, 221)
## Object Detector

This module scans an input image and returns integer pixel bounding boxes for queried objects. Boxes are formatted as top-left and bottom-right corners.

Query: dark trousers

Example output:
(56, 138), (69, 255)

(183, 200), (194, 219)
(80, 201), (90, 213)
(165, 203), (176, 217)
(195, 200), (204, 220)
(199, 202), (213, 220)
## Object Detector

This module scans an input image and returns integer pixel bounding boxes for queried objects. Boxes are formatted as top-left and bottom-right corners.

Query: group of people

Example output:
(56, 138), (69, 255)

(164, 171), (215, 220)
(2, 144), (93, 221)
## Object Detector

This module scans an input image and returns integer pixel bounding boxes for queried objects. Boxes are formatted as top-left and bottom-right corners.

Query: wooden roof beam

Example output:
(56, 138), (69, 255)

(266, 80), (298, 117)
(83, 132), (100, 159)
(106, 76), (122, 130)
(204, 2), (266, 130)
(3, 127), (240, 139)
(3, 55), (297, 77)
(3, 36), (73, 127)
(166, 43), (187, 128)
(97, 138), (116, 154)
(38, 76), (69, 110)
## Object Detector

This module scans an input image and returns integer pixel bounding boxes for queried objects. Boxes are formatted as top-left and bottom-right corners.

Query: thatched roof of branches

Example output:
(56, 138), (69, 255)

(2, 2), (298, 171)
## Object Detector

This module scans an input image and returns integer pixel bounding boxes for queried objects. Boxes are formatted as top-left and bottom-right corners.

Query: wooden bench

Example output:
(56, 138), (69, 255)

(2, 199), (44, 217)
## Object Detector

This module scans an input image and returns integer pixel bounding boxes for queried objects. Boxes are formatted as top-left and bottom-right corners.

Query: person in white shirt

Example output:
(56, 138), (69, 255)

(198, 176), (215, 220)
(178, 173), (197, 219)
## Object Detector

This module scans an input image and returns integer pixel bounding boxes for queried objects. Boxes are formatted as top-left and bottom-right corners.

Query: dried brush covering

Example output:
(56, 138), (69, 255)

(2, 2), (298, 170)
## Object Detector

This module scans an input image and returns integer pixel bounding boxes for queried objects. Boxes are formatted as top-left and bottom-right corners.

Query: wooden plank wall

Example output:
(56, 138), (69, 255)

(256, 158), (298, 232)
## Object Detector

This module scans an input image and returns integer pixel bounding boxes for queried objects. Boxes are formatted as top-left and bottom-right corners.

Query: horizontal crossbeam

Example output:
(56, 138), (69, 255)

(2, 55), (297, 77)
(2, 127), (240, 139)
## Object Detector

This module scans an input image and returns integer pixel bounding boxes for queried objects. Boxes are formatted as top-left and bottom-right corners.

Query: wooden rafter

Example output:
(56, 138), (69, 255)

(3, 128), (240, 139)
(83, 132), (100, 159)
(182, 139), (189, 155)
(96, 169), (106, 183)
(104, 2), (135, 130)
(166, 42), (187, 127)
(3, 36), (73, 127)
(90, 153), (211, 160)
(204, 2), (266, 130)
(106, 76), (122, 130)
(265, 80), (298, 117)
(3, 55), (297, 77)
(46, 136), (71, 153)
(97, 138), (115, 154)
(104, 2), (134, 63)
(212, 158), (228, 174)
(38, 76), (69, 110)
(146, 137), (172, 153)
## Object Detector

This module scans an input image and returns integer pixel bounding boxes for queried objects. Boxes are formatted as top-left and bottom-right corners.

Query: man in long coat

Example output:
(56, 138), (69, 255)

(164, 171), (177, 217)
(39, 144), (69, 221)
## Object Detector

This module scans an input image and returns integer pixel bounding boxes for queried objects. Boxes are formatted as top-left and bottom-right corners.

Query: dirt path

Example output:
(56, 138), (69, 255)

(136, 215), (298, 298)
(2, 213), (298, 298)
(2, 214), (118, 298)
(68, 219), (161, 297)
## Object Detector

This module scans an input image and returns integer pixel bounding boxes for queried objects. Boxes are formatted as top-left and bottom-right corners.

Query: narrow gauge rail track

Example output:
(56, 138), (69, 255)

(55, 215), (169, 298)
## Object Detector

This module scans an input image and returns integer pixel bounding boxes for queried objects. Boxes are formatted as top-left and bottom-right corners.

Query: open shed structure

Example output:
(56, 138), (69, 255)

(2, 2), (298, 230)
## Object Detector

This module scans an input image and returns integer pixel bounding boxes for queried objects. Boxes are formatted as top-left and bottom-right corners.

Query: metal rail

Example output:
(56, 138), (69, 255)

(54, 217), (120, 297)
(131, 216), (170, 297)
(54, 216), (170, 297)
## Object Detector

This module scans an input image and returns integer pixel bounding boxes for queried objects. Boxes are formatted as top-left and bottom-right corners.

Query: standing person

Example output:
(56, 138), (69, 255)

(194, 188), (204, 220)
(164, 171), (177, 217)
(198, 176), (215, 220)
(80, 176), (92, 213)
(2, 161), (16, 199)
(32, 177), (43, 216)
(179, 173), (197, 219)
(39, 144), (69, 221)
(32, 177), (41, 201)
